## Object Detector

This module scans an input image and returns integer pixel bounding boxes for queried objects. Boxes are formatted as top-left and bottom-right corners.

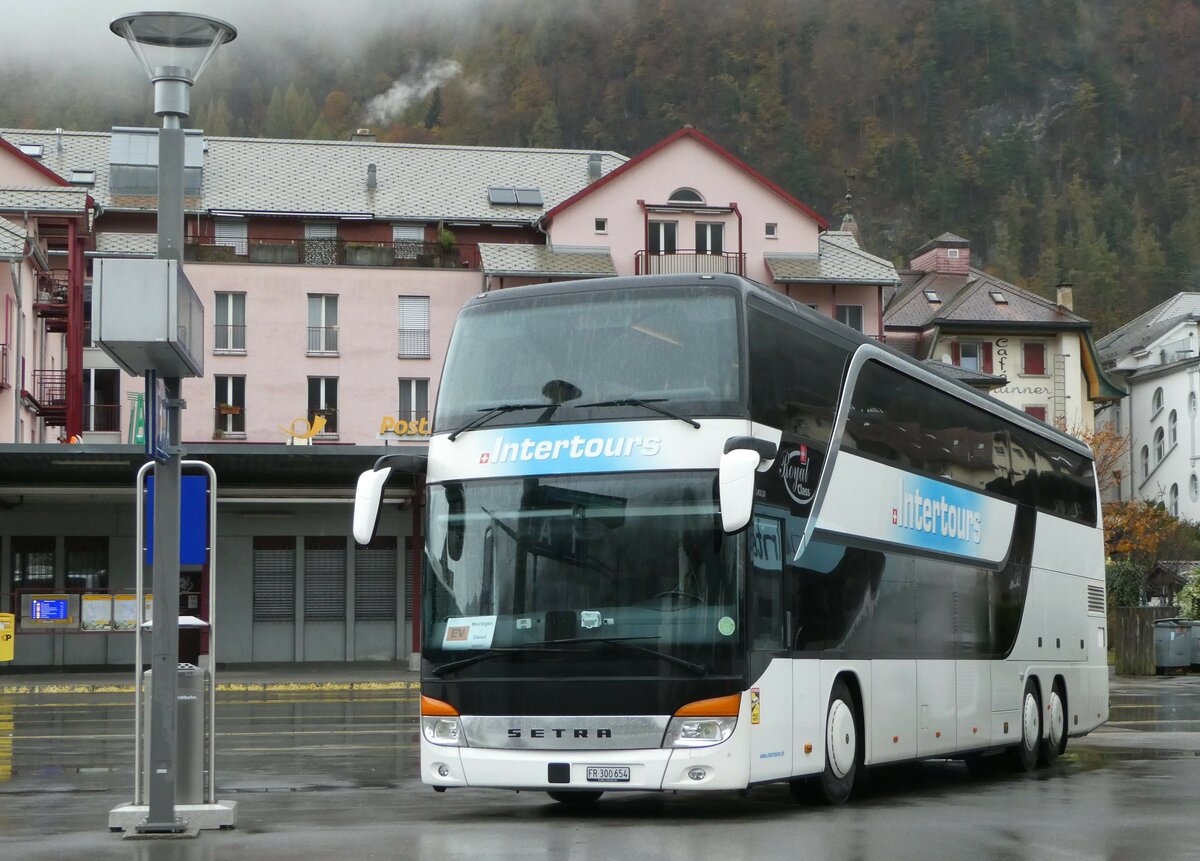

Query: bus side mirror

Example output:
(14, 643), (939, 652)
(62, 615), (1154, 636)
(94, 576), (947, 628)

(719, 449), (761, 533)
(353, 466), (393, 545)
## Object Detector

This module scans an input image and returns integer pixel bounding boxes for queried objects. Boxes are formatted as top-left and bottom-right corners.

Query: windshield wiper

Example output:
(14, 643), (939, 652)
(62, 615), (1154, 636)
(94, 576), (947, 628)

(431, 645), (571, 677)
(544, 636), (707, 675)
(448, 402), (555, 441)
(575, 397), (700, 429)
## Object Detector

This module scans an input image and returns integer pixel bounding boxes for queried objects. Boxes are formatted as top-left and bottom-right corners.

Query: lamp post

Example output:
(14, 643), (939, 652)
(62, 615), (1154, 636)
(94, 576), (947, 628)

(111, 11), (235, 835)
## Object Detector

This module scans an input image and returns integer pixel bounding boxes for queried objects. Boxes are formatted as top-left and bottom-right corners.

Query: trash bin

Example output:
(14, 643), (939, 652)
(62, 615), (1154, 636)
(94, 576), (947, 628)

(1154, 619), (1193, 672)
(141, 663), (208, 804)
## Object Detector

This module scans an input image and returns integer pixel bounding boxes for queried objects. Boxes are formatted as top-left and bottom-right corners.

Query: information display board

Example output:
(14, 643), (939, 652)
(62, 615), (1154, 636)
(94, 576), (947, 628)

(113, 594), (140, 631)
(20, 594), (79, 629)
(81, 595), (114, 632)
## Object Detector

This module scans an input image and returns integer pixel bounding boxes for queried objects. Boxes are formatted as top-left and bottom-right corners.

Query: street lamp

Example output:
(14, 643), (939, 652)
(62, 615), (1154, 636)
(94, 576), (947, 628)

(110, 11), (235, 837)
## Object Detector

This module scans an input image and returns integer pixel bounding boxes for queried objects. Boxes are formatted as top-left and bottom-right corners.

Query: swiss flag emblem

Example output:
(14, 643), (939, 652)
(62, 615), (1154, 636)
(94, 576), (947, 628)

(891, 508), (898, 525)
(479, 453), (491, 464)
(799, 445), (808, 464)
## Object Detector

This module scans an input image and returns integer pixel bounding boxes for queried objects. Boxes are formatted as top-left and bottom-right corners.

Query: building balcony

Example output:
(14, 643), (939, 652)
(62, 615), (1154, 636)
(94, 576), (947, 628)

(635, 250), (745, 276)
(0, 343), (9, 390)
(185, 237), (480, 270)
(23, 370), (67, 426)
(33, 275), (69, 333)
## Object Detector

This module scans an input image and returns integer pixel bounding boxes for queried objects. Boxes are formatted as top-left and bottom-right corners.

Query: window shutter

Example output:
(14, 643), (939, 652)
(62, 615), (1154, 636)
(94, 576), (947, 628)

(404, 537), (414, 620)
(950, 342), (961, 365)
(214, 218), (247, 255)
(1024, 342), (1045, 375)
(392, 223), (424, 260)
(397, 296), (430, 358)
(982, 343), (993, 374)
(253, 537), (295, 622)
(355, 537), (397, 622)
(304, 537), (346, 622)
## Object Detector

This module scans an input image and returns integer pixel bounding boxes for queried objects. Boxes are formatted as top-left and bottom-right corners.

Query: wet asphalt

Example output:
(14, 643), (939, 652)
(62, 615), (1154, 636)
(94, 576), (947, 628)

(1, 671), (1199, 861)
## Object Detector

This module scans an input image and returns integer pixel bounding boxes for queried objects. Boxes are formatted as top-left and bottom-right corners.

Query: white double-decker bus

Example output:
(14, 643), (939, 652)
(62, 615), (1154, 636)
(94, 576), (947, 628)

(354, 273), (1108, 804)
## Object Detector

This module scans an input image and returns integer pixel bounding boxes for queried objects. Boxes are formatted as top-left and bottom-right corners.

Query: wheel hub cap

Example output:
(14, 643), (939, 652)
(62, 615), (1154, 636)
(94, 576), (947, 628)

(827, 700), (856, 779)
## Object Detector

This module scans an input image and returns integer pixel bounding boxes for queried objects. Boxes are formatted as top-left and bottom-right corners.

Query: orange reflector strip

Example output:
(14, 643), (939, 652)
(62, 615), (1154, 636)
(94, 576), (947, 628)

(804, 743), (813, 754)
(935, 731), (941, 738)
(421, 695), (459, 716)
(674, 693), (741, 717)
(892, 736), (899, 744)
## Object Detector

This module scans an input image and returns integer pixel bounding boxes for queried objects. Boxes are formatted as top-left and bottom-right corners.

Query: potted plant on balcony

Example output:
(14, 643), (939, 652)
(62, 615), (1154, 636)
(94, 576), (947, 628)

(217, 403), (241, 416)
(437, 225), (459, 267)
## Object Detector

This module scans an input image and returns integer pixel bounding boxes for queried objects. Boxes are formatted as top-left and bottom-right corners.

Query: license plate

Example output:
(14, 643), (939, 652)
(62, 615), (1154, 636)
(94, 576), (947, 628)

(585, 766), (630, 783)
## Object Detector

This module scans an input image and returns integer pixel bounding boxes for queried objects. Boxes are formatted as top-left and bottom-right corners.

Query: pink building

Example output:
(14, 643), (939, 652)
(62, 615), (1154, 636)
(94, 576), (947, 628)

(0, 124), (897, 667)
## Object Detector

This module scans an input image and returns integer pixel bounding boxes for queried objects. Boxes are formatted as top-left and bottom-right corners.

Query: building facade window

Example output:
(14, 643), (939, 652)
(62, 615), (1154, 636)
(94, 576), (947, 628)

(1141, 445), (1150, 480)
(1155, 427), (1165, 462)
(214, 375), (246, 436)
(82, 368), (120, 432)
(765, 223), (778, 238)
(952, 341), (993, 374)
(1024, 405), (1048, 422)
(648, 220), (677, 255)
(835, 305), (864, 333)
(215, 292), (246, 352)
(1023, 341), (1046, 376)
(594, 218), (607, 233)
(399, 377), (430, 425)
(1191, 473), (1199, 502)
(392, 223), (424, 260)
(1152, 386), (1164, 416)
(1170, 483), (1180, 518)
(66, 537), (108, 592)
(307, 294), (339, 354)
(667, 188), (703, 204)
(1170, 410), (1178, 447)
(12, 537), (55, 597)
(308, 376), (338, 435)
(303, 221), (338, 266)
(397, 296), (430, 358)
(695, 222), (724, 254)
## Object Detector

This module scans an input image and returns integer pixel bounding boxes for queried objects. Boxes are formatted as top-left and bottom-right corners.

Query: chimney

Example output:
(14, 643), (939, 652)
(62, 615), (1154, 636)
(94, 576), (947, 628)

(351, 128), (377, 143)
(366, 163), (377, 191)
(1056, 283), (1074, 311)
(55, 127), (63, 153)
(587, 153), (603, 182)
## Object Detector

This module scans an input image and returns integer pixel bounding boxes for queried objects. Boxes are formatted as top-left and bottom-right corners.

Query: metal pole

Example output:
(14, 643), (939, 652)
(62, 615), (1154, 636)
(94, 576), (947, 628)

(140, 117), (187, 834)
(133, 461), (153, 807)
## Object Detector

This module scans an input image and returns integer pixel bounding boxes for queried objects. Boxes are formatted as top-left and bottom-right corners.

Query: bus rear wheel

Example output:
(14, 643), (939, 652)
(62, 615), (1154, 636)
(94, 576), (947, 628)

(817, 678), (860, 804)
(1010, 678), (1041, 773)
(547, 790), (602, 806)
(1039, 679), (1067, 765)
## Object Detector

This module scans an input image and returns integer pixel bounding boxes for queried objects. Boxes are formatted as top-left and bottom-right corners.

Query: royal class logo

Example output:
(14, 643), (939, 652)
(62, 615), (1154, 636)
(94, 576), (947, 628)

(780, 446), (814, 505)
(892, 480), (982, 544)
(482, 433), (662, 465)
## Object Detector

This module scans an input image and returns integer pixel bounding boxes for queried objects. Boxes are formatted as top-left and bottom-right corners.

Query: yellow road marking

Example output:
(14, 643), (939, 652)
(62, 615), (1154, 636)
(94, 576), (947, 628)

(0, 681), (421, 695)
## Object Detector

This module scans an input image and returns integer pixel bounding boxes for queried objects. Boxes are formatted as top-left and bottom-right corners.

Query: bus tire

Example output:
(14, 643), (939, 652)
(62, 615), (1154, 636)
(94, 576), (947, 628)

(817, 678), (861, 804)
(1040, 679), (1067, 765)
(547, 790), (602, 805)
(1010, 678), (1041, 773)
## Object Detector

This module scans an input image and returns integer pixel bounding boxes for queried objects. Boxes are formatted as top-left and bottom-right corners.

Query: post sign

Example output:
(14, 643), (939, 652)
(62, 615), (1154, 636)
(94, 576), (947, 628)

(0, 613), (14, 662)
(145, 371), (169, 463)
(145, 474), (209, 566)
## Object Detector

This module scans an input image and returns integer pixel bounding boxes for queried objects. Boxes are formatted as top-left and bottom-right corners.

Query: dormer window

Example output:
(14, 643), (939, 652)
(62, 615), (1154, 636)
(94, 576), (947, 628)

(989, 290), (1007, 304)
(667, 188), (704, 205)
(70, 170), (96, 185)
(923, 290), (941, 303)
(947, 248), (960, 258)
(18, 144), (43, 158)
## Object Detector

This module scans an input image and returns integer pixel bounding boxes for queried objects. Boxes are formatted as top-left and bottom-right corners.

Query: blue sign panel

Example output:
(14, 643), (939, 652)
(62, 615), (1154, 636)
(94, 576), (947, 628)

(144, 371), (170, 463)
(145, 474), (209, 566)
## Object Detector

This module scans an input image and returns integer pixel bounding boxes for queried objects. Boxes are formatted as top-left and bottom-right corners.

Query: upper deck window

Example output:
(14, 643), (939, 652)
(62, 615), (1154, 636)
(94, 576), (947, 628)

(437, 286), (743, 432)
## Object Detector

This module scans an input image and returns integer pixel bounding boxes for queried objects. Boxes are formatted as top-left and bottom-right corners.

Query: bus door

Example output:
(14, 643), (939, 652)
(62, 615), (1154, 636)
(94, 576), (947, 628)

(747, 510), (792, 781)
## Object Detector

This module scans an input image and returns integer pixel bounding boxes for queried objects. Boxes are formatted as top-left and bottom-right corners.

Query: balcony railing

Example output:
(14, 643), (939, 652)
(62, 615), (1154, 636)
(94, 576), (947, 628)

(309, 408), (338, 435)
(307, 326), (339, 354)
(33, 275), (69, 330)
(635, 250), (745, 276)
(214, 323), (246, 352)
(25, 370), (67, 425)
(185, 237), (480, 270)
(83, 403), (120, 433)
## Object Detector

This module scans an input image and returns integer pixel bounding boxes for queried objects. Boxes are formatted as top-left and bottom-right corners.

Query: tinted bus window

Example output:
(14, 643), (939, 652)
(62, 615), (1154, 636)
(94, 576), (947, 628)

(747, 304), (849, 443)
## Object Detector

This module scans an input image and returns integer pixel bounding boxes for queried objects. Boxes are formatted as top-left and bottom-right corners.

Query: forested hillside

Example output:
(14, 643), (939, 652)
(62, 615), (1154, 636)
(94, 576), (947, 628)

(5, 0), (1199, 333)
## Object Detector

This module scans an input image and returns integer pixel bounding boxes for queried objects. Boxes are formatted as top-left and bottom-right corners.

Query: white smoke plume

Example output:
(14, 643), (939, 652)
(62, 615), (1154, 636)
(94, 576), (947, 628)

(365, 60), (463, 126)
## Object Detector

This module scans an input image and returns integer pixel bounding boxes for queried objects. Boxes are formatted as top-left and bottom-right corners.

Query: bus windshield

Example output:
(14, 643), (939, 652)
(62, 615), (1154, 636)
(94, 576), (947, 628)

(423, 472), (743, 679)
(435, 286), (744, 433)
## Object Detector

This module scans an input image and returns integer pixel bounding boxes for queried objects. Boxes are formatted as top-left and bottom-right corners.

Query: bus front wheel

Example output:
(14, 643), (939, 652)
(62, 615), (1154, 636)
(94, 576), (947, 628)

(817, 678), (861, 804)
(1011, 678), (1041, 772)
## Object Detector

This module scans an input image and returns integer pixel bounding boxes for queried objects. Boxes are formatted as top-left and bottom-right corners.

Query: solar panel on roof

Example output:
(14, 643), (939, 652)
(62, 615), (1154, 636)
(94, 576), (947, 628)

(488, 187), (518, 205)
(514, 187), (543, 206)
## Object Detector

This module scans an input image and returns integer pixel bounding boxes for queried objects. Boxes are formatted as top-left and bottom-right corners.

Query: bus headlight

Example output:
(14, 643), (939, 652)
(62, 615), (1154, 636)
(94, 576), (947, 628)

(422, 716), (466, 746)
(664, 716), (737, 748)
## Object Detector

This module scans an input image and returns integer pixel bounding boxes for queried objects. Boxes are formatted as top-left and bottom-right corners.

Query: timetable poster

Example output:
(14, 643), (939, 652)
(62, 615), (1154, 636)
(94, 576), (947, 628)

(81, 595), (113, 631)
(113, 595), (139, 631)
